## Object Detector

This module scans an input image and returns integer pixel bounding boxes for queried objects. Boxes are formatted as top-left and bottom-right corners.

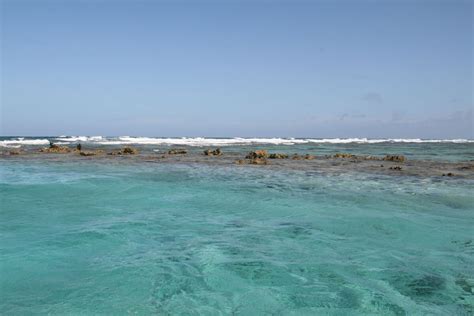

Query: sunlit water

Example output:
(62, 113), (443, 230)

(1, 157), (473, 314)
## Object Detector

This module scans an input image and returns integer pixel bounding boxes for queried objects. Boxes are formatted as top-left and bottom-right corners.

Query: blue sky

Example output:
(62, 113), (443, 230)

(1, 0), (472, 138)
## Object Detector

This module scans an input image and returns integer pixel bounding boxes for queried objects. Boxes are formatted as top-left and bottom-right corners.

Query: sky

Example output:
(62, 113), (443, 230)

(1, 0), (472, 138)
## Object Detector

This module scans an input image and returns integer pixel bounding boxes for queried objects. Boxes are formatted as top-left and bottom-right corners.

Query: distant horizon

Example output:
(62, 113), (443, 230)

(1, 135), (473, 141)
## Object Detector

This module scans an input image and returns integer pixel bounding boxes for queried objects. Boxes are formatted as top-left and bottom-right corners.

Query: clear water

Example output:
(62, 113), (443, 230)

(1, 158), (473, 315)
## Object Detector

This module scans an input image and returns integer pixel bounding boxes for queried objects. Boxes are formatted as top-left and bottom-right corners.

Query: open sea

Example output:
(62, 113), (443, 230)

(1, 137), (473, 315)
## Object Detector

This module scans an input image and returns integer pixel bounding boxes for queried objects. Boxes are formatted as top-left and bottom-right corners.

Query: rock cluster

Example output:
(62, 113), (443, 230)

(292, 154), (315, 160)
(235, 150), (270, 165)
(204, 148), (222, 156)
(79, 150), (104, 156)
(109, 147), (138, 155)
(168, 149), (187, 155)
(268, 153), (288, 159)
(384, 155), (406, 163)
(333, 153), (356, 159)
(246, 150), (268, 159)
(389, 166), (403, 170)
(40, 143), (71, 153)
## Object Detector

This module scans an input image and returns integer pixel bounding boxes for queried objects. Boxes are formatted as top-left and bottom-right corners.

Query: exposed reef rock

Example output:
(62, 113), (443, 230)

(109, 147), (138, 155)
(79, 150), (104, 156)
(268, 153), (289, 159)
(389, 166), (403, 170)
(292, 154), (315, 160)
(168, 148), (187, 155)
(246, 150), (268, 159)
(40, 144), (71, 153)
(442, 172), (454, 177)
(333, 153), (356, 159)
(384, 155), (406, 163)
(235, 157), (268, 165)
(204, 148), (222, 156)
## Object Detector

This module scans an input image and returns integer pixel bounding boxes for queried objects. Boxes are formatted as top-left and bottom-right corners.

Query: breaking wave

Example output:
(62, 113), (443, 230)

(1, 136), (473, 147)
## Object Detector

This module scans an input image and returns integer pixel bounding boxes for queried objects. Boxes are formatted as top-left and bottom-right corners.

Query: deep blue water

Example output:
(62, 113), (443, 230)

(1, 156), (473, 315)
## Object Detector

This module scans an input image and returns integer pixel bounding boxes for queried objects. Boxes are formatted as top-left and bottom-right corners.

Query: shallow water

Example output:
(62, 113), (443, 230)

(2, 136), (474, 162)
(1, 158), (473, 315)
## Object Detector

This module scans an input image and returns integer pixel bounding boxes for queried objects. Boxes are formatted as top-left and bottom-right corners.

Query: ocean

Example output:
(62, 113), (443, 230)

(1, 137), (473, 315)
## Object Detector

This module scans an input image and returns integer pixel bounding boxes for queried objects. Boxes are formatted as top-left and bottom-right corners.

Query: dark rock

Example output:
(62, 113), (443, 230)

(292, 154), (315, 160)
(204, 148), (222, 156)
(333, 153), (356, 159)
(122, 147), (138, 154)
(76, 144), (82, 151)
(168, 148), (187, 155)
(384, 155), (406, 163)
(79, 150), (103, 156)
(389, 166), (402, 170)
(40, 145), (71, 153)
(109, 147), (139, 155)
(268, 153), (288, 159)
(442, 172), (454, 177)
(246, 150), (268, 159)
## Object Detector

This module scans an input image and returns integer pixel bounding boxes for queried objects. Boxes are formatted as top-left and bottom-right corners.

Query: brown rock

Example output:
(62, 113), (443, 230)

(109, 147), (139, 155)
(246, 150), (268, 159)
(168, 148), (187, 155)
(204, 148), (222, 156)
(291, 154), (315, 160)
(333, 153), (356, 159)
(40, 145), (71, 153)
(79, 150), (104, 156)
(268, 153), (288, 159)
(383, 155), (406, 163)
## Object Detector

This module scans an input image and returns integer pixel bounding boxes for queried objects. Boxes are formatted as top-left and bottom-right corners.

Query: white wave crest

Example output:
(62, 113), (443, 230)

(95, 136), (309, 146)
(1, 136), (473, 148)
(55, 136), (103, 142)
(0, 138), (50, 147)
(305, 138), (474, 144)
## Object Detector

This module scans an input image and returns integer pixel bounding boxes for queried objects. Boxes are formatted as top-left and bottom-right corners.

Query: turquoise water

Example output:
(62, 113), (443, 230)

(1, 159), (473, 315)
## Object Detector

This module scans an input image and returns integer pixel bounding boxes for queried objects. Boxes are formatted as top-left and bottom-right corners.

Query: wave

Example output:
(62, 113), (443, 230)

(1, 136), (473, 147)
(97, 137), (309, 146)
(55, 136), (104, 142)
(0, 138), (50, 148)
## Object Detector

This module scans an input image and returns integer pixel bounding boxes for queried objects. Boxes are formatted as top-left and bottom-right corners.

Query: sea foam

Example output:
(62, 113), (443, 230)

(1, 136), (473, 147)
